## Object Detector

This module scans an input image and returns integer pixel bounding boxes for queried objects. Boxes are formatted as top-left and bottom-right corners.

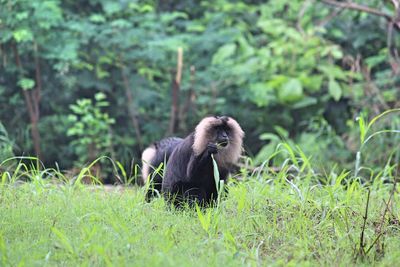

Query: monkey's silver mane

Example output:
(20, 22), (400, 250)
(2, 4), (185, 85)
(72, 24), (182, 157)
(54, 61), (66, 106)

(192, 116), (244, 166)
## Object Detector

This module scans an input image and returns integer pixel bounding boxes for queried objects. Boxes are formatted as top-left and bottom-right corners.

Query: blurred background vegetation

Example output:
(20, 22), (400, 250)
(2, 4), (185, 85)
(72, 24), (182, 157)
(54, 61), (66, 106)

(0, 0), (399, 180)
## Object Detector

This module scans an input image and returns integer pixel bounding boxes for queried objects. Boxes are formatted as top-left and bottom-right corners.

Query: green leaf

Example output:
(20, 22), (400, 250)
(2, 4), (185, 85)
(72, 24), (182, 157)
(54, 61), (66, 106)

(212, 44), (236, 65)
(249, 83), (275, 107)
(328, 78), (342, 101)
(16, 12), (29, 21)
(51, 228), (75, 255)
(186, 23), (205, 32)
(13, 29), (33, 42)
(102, 2), (122, 15)
(110, 19), (132, 28)
(274, 126), (289, 139)
(382, 89), (397, 102)
(259, 133), (280, 142)
(257, 19), (286, 35)
(195, 205), (210, 233)
(277, 78), (303, 104)
(18, 78), (35, 90)
(67, 114), (77, 122)
(365, 54), (387, 69)
(89, 14), (106, 23)
(211, 154), (220, 192)
(331, 47), (343, 59)
(299, 74), (323, 93)
(318, 65), (347, 81)
(94, 92), (106, 101)
(291, 96), (318, 109)
(160, 12), (188, 23)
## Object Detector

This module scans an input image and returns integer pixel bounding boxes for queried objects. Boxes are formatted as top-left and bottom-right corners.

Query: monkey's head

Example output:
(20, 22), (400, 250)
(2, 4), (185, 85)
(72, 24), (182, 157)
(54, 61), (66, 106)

(193, 116), (244, 165)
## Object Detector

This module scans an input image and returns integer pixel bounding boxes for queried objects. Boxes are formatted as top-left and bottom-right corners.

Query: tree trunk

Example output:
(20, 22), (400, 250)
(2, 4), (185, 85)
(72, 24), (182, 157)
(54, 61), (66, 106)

(12, 43), (42, 159)
(168, 47), (183, 135)
(120, 66), (143, 150)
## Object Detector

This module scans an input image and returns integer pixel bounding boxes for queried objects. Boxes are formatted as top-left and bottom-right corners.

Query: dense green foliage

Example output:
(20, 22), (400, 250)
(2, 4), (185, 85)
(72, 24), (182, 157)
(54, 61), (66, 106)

(1, 0), (399, 172)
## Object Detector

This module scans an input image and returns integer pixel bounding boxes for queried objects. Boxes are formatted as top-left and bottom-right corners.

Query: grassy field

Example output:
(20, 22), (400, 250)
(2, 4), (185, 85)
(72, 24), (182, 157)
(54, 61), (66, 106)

(0, 164), (399, 266)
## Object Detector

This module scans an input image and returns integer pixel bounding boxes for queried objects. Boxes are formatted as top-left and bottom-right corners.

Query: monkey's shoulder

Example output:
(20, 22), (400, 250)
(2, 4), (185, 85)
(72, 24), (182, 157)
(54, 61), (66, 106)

(153, 137), (183, 150)
(168, 135), (195, 159)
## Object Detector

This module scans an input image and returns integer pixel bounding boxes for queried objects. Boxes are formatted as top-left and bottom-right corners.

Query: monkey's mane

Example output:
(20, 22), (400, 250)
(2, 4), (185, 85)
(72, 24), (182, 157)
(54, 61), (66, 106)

(192, 116), (244, 166)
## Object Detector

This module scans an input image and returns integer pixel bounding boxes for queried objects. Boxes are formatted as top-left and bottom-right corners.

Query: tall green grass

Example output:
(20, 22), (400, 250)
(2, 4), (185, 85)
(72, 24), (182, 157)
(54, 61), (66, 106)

(0, 160), (399, 266)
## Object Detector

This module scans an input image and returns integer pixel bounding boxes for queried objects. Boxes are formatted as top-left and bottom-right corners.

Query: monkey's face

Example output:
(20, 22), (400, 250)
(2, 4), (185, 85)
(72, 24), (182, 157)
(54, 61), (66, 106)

(214, 126), (230, 148)
(193, 116), (244, 162)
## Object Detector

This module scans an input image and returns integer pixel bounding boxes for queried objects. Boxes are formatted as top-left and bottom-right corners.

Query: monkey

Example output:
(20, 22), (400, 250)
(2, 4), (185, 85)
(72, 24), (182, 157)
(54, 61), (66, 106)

(161, 116), (244, 207)
(141, 116), (244, 206)
(141, 137), (183, 201)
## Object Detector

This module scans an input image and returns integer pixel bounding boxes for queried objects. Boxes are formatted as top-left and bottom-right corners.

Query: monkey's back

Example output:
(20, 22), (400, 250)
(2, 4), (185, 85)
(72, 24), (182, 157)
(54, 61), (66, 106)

(152, 137), (183, 167)
(161, 135), (194, 190)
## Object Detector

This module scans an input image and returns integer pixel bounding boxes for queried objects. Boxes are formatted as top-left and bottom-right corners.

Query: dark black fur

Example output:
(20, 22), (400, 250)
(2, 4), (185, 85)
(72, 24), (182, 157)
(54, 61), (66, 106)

(145, 137), (182, 201)
(162, 134), (231, 207)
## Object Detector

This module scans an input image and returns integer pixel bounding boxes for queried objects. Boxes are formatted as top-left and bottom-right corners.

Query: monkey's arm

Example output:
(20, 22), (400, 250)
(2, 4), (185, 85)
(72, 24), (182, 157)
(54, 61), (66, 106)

(186, 143), (217, 178)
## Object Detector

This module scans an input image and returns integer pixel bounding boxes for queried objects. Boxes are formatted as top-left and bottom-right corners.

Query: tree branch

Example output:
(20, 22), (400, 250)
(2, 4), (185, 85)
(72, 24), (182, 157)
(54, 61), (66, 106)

(297, 0), (314, 35)
(358, 189), (371, 258)
(320, 0), (392, 21)
(316, 5), (344, 28)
